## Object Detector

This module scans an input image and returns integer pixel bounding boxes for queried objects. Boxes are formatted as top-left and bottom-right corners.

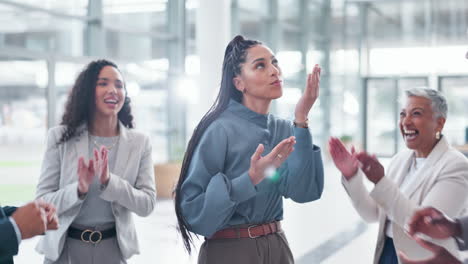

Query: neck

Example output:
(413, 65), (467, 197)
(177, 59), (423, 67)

(241, 96), (271, 115)
(90, 114), (119, 137)
(414, 138), (440, 158)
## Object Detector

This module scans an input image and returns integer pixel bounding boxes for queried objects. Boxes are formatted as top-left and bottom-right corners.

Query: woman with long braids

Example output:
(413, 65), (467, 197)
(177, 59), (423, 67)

(174, 35), (324, 263)
(35, 60), (156, 264)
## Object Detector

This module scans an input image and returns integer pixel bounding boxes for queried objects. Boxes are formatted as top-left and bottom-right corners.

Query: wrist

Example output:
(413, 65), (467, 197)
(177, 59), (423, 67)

(77, 182), (88, 195)
(293, 118), (309, 128)
(343, 168), (358, 180)
(248, 169), (261, 186)
(371, 176), (383, 184)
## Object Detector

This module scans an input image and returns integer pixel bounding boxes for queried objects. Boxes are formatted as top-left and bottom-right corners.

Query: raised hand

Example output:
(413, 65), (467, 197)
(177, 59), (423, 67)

(328, 137), (359, 180)
(77, 157), (95, 195)
(407, 207), (460, 240)
(294, 64), (321, 123)
(398, 237), (461, 264)
(356, 152), (384, 184)
(249, 136), (296, 185)
(94, 146), (110, 185)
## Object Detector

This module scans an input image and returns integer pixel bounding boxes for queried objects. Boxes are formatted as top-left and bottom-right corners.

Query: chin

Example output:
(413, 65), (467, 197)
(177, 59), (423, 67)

(272, 91), (283, 99)
(403, 140), (420, 151)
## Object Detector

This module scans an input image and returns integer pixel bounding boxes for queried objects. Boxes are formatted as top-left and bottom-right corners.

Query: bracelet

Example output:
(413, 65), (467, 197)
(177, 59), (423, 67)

(293, 118), (308, 128)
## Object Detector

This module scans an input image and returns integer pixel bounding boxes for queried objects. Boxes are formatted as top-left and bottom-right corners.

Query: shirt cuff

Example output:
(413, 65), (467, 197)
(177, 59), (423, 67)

(230, 171), (257, 203)
(8, 217), (21, 246)
(293, 126), (313, 149)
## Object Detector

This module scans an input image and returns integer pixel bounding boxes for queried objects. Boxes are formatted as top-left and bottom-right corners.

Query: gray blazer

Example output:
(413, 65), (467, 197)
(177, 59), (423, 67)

(35, 123), (157, 261)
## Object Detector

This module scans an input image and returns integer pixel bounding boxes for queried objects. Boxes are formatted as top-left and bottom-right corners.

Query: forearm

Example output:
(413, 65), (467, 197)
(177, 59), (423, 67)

(181, 172), (256, 237)
(342, 170), (380, 222)
(278, 127), (324, 202)
(36, 181), (83, 215)
(0, 219), (19, 258)
(100, 173), (156, 217)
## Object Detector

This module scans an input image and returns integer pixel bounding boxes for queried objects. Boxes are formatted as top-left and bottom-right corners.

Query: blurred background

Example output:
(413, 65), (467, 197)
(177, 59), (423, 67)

(0, 0), (467, 263)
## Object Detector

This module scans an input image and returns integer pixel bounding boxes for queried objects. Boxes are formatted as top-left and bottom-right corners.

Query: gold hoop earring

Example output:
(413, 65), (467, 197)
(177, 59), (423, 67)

(435, 131), (441, 140)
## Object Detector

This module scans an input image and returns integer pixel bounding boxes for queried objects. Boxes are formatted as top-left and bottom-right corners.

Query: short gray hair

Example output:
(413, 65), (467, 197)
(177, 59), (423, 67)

(404, 87), (448, 119)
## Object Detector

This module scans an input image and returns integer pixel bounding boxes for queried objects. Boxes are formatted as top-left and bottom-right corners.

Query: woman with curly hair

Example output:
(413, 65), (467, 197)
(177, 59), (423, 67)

(35, 59), (156, 264)
(174, 35), (324, 264)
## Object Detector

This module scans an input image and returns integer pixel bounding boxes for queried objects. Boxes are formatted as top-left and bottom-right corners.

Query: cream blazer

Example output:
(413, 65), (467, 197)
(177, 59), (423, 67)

(35, 123), (157, 261)
(342, 137), (468, 263)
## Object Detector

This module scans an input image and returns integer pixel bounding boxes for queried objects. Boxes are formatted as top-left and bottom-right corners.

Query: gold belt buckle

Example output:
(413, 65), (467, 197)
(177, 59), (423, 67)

(80, 229), (103, 244)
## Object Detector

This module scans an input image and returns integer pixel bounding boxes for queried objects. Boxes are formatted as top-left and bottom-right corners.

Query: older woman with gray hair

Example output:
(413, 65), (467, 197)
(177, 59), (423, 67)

(329, 87), (468, 264)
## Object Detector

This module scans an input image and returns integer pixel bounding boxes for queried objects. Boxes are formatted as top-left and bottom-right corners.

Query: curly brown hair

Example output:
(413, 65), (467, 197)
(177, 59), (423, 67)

(58, 59), (134, 144)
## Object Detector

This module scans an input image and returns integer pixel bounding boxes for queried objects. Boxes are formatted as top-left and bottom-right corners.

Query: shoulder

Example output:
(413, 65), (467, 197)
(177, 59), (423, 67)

(47, 125), (66, 136)
(45, 125), (67, 145)
(442, 148), (468, 169)
(125, 128), (151, 144)
(204, 116), (229, 136)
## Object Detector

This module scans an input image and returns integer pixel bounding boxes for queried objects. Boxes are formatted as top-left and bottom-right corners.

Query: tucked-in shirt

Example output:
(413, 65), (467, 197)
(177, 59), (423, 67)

(8, 217), (21, 245)
(180, 99), (324, 237)
(72, 135), (119, 227)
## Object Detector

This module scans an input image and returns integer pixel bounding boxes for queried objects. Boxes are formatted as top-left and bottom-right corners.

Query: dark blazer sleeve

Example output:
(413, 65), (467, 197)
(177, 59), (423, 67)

(456, 215), (468, 251)
(2, 207), (17, 217)
(0, 207), (19, 261)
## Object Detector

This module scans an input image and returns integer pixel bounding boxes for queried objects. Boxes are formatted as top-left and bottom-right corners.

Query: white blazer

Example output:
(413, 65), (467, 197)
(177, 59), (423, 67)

(342, 137), (468, 263)
(35, 123), (157, 261)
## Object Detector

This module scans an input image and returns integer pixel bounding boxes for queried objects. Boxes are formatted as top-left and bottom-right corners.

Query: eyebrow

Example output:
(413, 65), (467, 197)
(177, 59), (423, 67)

(251, 56), (276, 64)
(98, 77), (123, 83)
(401, 107), (425, 112)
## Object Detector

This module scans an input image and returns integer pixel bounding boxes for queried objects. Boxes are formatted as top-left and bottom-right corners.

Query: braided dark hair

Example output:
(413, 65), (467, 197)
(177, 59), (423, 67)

(174, 35), (261, 254)
(58, 59), (134, 144)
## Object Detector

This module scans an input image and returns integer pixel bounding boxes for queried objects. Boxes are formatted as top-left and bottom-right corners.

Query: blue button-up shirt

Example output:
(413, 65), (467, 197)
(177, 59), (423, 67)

(181, 100), (324, 237)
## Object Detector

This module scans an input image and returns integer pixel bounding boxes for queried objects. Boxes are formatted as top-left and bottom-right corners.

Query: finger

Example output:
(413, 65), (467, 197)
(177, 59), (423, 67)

(48, 214), (59, 230)
(94, 148), (100, 165)
(251, 144), (264, 162)
(271, 137), (294, 157)
(351, 145), (356, 155)
(39, 207), (47, 232)
(88, 159), (95, 176)
(78, 157), (86, 172)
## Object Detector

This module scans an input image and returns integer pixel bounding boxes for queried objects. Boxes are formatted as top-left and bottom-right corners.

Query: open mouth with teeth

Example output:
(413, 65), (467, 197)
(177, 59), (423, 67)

(104, 99), (118, 105)
(403, 129), (419, 141)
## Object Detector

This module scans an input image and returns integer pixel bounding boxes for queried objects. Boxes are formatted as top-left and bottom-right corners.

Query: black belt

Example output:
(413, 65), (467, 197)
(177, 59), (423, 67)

(67, 226), (116, 244)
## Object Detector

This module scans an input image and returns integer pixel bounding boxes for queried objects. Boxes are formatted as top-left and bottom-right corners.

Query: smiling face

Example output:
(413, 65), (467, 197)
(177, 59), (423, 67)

(399, 96), (445, 157)
(94, 65), (125, 119)
(233, 44), (283, 101)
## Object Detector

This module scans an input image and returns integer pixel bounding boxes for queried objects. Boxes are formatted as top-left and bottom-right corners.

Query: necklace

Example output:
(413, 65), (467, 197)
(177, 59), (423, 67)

(92, 136), (119, 151)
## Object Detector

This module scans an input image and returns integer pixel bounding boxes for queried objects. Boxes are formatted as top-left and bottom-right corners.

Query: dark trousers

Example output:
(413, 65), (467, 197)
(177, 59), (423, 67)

(198, 231), (294, 264)
(379, 237), (398, 264)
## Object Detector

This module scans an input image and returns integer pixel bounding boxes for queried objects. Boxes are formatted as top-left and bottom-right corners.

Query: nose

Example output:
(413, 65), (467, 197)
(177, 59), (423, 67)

(401, 115), (411, 127)
(108, 83), (117, 94)
(270, 64), (280, 76)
